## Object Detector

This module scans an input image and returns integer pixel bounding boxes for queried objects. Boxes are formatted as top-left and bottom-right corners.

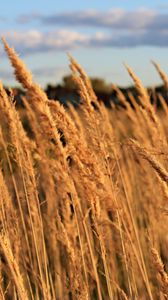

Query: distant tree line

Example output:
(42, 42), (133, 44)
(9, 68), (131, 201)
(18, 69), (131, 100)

(6, 74), (168, 108)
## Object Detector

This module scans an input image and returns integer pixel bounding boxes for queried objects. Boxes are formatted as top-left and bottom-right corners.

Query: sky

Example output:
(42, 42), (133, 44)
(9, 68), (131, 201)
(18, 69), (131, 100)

(1, 0), (168, 87)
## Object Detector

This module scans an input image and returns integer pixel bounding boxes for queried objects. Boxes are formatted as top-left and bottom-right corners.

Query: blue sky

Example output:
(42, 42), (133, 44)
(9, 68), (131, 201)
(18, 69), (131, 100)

(1, 0), (168, 87)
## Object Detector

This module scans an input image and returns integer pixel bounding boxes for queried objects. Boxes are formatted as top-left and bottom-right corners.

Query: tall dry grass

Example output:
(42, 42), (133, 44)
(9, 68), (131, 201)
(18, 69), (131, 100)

(0, 39), (168, 299)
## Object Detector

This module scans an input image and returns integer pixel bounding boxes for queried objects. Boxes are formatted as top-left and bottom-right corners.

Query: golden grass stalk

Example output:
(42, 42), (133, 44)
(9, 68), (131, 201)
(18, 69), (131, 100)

(2, 38), (33, 89)
(151, 61), (168, 90)
(2, 39), (67, 169)
(0, 232), (29, 300)
(151, 247), (168, 297)
(68, 53), (99, 107)
(124, 64), (149, 104)
(124, 64), (163, 143)
(128, 138), (168, 183)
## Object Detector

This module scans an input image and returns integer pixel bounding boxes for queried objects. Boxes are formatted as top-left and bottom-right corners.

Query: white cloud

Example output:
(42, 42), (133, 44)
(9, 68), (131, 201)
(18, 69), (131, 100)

(0, 30), (90, 54)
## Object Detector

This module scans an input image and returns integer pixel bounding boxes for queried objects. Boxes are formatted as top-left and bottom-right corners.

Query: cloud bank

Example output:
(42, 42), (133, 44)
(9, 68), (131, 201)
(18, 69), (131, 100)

(1, 9), (168, 55)
(1, 28), (168, 56)
(18, 9), (168, 31)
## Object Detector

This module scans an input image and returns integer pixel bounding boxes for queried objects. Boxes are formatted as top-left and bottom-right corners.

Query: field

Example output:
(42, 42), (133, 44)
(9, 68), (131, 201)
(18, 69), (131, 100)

(0, 39), (168, 300)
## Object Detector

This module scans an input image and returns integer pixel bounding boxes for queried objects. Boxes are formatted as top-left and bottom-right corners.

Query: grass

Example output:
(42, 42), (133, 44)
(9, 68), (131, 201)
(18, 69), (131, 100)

(0, 39), (168, 299)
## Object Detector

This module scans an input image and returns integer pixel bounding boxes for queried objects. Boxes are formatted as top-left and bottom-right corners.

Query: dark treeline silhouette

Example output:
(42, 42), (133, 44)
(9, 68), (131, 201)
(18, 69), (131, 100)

(6, 74), (168, 108)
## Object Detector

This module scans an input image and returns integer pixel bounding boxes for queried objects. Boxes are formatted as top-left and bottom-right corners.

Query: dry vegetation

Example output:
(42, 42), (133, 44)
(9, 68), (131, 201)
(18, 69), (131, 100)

(0, 39), (168, 300)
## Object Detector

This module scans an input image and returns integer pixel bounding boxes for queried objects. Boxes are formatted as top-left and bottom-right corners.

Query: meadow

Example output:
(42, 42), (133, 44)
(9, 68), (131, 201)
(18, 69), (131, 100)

(0, 39), (168, 300)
